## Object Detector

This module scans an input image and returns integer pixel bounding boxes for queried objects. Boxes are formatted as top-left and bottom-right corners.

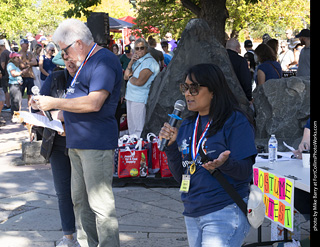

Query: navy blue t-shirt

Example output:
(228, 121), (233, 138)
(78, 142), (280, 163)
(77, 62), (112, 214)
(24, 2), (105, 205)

(63, 48), (122, 150)
(255, 60), (282, 82)
(165, 111), (257, 217)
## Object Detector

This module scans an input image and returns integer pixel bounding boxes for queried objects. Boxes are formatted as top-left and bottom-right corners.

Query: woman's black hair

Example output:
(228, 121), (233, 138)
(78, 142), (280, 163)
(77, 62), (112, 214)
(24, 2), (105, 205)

(185, 63), (248, 136)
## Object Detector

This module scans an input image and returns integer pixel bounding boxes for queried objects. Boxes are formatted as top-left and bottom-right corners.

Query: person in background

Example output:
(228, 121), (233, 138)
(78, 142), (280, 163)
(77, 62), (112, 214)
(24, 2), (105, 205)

(129, 35), (136, 50)
(31, 57), (80, 247)
(147, 37), (164, 71)
(39, 43), (57, 87)
(254, 44), (282, 85)
(0, 39), (11, 111)
(6, 52), (28, 122)
(124, 38), (160, 138)
(278, 41), (295, 71)
(161, 41), (173, 66)
(33, 19), (122, 247)
(262, 33), (272, 44)
(165, 32), (177, 51)
(112, 44), (120, 57)
(243, 39), (256, 81)
(295, 29), (310, 77)
(32, 44), (43, 89)
(19, 39), (37, 107)
(226, 38), (252, 102)
(119, 44), (133, 72)
(285, 29), (294, 43)
(266, 39), (279, 60)
(288, 38), (302, 70)
(159, 63), (257, 247)
(26, 32), (38, 52)
(0, 55), (4, 126)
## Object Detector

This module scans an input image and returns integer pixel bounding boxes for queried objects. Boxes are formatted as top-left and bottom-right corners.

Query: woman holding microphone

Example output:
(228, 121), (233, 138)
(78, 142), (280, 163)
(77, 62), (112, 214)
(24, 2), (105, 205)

(159, 63), (257, 247)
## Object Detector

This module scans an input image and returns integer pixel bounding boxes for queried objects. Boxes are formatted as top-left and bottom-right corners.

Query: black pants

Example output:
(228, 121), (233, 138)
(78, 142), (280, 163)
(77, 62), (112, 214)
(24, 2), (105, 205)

(9, 84), (22, 115)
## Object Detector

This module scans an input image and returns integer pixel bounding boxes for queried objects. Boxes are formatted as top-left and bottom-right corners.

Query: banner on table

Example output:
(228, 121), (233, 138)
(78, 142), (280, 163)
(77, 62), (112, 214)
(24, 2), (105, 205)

(253, 167), (295, 231)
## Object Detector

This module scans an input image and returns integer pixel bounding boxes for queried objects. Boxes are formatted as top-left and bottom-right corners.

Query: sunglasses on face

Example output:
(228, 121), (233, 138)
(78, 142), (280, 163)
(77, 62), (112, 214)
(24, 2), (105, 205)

(180, 83), (205, 96)
(61, 41), (75, 59)
(135, 46), (145, 51)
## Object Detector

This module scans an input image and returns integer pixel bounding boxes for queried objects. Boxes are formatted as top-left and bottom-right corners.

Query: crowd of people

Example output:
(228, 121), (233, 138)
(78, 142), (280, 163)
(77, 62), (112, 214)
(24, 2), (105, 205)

(0, 20), (310, 247)
(226, 29), (310, 107)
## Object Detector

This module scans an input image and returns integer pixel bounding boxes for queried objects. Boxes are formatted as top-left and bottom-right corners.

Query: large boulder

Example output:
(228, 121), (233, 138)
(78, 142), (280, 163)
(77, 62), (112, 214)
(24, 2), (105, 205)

(253, 76), (310, 151)
(142, 18), (250, 138)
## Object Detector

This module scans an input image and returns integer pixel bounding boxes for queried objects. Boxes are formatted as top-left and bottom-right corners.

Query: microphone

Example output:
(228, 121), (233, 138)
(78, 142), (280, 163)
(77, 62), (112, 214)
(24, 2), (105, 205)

(159, 100), (186, 151)
(31, 86), (53, 121)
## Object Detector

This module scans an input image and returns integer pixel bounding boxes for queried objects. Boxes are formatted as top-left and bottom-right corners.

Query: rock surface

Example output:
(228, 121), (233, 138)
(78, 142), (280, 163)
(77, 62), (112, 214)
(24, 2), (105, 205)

(142, 18), (250, 138)
(253, 76), (310, 151)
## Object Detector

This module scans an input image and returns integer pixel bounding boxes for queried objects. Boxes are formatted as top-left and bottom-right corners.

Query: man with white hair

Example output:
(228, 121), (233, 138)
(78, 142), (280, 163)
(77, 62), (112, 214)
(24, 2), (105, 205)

(226, 38), (252, 102)
(33, 19), (122, 247)
(165, 32), (177, 51)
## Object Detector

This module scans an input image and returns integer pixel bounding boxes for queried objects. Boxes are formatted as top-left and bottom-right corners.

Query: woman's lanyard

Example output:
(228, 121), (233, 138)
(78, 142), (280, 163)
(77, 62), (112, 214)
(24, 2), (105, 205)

(69, 43), (97, 89)
(190, 114), (211, 174)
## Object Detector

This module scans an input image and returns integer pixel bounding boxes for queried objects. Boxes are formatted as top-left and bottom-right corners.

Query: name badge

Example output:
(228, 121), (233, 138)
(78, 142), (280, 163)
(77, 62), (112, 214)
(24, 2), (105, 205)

(179, 174), (190, 193)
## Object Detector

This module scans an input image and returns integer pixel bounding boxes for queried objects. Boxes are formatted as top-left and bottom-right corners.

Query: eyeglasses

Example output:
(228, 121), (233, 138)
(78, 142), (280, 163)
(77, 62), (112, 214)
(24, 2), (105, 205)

(180, 83), (205, 96)
(135, 46), (145, 51)
(61, 41), (75, 59)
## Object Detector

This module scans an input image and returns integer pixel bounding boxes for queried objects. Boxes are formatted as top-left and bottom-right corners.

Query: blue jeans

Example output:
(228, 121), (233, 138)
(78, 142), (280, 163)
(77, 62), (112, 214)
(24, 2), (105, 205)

(50, 147), (76, 235)
(184, 200), (251, 247)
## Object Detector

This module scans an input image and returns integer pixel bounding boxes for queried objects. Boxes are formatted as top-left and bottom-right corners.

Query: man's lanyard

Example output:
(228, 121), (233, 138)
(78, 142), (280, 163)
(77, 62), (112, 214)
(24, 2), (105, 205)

(191, 114), (211, 162)
(69, 43), (97, 88)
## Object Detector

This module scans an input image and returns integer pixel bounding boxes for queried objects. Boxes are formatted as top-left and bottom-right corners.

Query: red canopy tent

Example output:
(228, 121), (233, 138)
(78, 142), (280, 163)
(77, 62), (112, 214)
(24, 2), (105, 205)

(119, 16), (136, 25)
(119, 16), (160, 46)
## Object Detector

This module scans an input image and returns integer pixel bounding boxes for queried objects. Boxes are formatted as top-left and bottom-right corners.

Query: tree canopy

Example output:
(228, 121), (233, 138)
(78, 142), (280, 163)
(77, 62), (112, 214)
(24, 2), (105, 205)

(1, 0), (309, 44)
(0, 0), (70, 40)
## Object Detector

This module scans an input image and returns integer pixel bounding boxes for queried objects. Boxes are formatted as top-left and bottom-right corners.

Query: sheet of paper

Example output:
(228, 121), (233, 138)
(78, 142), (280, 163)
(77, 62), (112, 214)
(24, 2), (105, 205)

(283, 141), (295, 151)
(19, 111), (64, 133)
(256, 152), (294, 163)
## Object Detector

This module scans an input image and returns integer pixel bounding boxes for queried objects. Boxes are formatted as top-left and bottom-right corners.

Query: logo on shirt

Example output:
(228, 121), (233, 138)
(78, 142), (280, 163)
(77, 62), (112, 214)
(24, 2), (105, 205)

(201, 138), (216, 156)
(66, 86), (75, 94)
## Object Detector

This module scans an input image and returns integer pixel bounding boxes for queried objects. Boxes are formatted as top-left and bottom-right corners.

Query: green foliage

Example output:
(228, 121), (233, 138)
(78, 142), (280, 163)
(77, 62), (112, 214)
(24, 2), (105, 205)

(64, 0), (101, 18)
(226, 0), (310, 40)
(0, 0), (69, 41)
(133, 0), (196, 39)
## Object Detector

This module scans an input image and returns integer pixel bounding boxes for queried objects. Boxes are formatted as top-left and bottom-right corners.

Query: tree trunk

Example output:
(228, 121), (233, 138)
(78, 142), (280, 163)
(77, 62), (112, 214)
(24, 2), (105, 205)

(199, 0), (229, 46)
(181, 0), (229, 46)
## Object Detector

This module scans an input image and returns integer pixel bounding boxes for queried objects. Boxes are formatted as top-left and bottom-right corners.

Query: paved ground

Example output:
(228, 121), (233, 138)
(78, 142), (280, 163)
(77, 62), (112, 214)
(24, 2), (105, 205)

(0, 99), (310, 247)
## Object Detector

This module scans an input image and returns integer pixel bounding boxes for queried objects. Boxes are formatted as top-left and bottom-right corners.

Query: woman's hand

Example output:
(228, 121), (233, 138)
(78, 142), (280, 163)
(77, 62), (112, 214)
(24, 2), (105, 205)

(202, 150), (231, 173)
(131, 53), (140, 62)
(159, 122), (178, 147)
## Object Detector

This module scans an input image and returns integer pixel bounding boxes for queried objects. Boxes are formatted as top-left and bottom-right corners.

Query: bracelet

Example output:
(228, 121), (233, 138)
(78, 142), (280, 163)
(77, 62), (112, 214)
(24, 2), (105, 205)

(127, 67), (132, 70)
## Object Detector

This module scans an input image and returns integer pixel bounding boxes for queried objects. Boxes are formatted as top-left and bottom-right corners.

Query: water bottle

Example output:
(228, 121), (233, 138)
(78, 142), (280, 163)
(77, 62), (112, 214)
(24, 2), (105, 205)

(268, 134), (278, 163)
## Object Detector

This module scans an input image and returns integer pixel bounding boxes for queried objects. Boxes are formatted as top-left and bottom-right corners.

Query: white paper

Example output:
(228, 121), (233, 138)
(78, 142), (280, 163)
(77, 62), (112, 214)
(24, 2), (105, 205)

(19, 111), (64, 133)
(283, 141), (295, 151)
(256, 152), (294, 163)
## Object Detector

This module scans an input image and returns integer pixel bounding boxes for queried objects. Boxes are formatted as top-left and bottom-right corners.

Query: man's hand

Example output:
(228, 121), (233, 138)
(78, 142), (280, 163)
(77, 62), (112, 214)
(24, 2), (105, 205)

(202, 150), (231, 173)
(33, 95), (56, 111)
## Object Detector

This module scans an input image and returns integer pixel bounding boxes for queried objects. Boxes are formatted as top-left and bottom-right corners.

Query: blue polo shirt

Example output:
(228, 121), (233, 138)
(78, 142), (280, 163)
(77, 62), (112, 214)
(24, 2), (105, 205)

(125, 53), (159, 104)
(165, 111), (257, 217)
(63, 48), (122, 150)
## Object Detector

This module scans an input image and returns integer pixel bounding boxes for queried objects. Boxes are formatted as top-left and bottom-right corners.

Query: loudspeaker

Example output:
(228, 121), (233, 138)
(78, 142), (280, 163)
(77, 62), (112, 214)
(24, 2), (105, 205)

(87, 12), (110, 46)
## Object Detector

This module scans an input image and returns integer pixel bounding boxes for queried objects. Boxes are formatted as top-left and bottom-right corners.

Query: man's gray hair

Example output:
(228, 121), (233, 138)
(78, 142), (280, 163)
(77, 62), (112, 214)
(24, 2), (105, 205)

(52, 19), (94, 46)
(134, 38), (149, 49)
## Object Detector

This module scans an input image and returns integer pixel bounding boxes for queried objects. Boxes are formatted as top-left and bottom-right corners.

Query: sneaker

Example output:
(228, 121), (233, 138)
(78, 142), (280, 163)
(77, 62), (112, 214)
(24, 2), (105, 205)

(56, 236), (79, 247)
